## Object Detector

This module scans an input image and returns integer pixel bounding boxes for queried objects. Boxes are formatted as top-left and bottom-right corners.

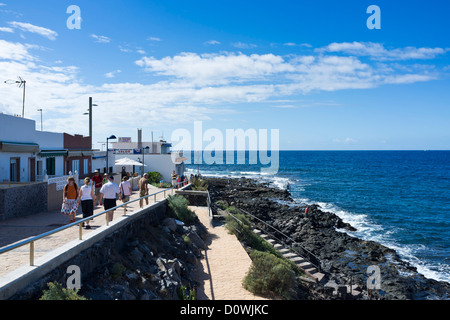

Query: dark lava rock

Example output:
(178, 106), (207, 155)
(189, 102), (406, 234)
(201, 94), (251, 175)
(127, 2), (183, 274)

(206, 177), (450, 300)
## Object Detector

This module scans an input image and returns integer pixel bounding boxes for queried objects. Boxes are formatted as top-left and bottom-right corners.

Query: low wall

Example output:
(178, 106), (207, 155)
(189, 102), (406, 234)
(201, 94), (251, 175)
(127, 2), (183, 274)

(0, 182), (47, 221)
(0, 199), (167, 300)
(47, 183), (63, 212)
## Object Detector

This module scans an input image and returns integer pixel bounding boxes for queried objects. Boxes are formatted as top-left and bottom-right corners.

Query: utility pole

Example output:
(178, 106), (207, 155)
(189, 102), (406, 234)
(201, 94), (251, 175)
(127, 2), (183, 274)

(88, 97), (93, 138)
(4, 76), (26, 117)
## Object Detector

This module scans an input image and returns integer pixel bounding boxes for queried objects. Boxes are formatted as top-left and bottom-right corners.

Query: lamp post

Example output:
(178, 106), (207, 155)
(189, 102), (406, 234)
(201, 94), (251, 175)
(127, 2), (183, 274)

(37, 108), (43, 131)
(106, 135), (117, 174)
(83, 97), (98, 147)
(142, 146), (149, 176)
(4, 76), (26, 117)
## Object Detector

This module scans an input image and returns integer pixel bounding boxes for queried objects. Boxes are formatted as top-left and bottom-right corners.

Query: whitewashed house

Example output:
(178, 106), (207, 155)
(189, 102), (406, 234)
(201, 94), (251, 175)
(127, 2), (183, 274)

(0, 113), (66, 183)
(111, 137), (186, 182)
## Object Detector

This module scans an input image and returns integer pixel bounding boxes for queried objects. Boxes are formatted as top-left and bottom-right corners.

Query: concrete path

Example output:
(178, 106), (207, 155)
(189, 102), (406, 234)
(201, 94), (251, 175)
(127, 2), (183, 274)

(0, 185), (168, 278)
(191, 206), (267, 300)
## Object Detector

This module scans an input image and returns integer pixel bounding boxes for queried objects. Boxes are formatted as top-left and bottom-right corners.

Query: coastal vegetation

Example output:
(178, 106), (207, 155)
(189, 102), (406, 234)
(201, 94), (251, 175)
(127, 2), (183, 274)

(243, 250), (296, 299)
(191, 178), (208, 191)
(40, 282), (88, 300)
(220, 201), (301, 299)
(145, 171), (172, 188)
(167, 194), (197, 224)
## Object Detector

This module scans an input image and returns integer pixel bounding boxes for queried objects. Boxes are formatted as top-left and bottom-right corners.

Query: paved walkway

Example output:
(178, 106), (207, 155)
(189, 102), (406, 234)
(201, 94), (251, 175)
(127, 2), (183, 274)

(0, 185), (168, 278)
(192, 206), (267, 300)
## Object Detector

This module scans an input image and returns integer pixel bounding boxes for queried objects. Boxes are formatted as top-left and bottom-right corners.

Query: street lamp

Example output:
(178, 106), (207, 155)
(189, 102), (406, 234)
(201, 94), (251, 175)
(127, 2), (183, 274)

(37, 108), (43, 131)
(4, 76), (26, 117)
(105, 135), (117, 174)
(142, 146), (149, 176)
(83, 97), (98, 147)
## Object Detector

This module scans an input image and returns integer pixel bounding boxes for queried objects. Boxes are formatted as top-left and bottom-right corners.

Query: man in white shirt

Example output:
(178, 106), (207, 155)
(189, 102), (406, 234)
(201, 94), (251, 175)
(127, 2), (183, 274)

(99, 176), (121, 223)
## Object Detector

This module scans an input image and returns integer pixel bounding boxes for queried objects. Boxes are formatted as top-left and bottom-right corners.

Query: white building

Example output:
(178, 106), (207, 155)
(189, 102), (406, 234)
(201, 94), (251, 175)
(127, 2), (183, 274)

(0, 113), (66, 183)
(111, 138), (186, 182)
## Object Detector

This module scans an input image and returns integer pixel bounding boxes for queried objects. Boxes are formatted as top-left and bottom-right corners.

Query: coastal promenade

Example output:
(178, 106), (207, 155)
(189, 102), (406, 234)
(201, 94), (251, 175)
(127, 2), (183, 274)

(1, 185), (266, 301)
(0, 185), (167, 279)
(192, 206), (267, 300)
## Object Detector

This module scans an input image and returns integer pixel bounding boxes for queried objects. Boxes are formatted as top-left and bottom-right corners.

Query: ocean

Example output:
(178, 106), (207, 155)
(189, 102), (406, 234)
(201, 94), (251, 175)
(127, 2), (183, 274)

(185, 150), (450, 284)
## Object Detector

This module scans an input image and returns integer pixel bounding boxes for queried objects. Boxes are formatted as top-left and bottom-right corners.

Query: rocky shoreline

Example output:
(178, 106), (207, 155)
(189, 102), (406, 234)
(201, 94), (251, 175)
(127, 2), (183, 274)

(206, 177), (450, 300)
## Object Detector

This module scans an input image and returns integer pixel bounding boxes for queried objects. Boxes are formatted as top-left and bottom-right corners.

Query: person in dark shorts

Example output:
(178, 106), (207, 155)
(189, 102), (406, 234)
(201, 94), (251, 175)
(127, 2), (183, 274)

(79, 177), (95, 229)
(99, 175), (121, 223)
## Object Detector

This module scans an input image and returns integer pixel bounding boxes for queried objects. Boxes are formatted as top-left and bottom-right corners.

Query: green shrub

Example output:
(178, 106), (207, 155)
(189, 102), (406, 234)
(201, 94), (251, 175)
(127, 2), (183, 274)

(225, 206), (241, 215)
(191, 178), (208, 191)
(182, 234), (192, 245)
(243, 251), (296, 299)
(39, 282), (88, 300)
(167, 195), (197, 224)
(225, 213), (279, 257)
(110, 262), (126, 280)
(215, 200), (229, 210)
(177, 285), (196, 300)
(147, 171), (162, 184)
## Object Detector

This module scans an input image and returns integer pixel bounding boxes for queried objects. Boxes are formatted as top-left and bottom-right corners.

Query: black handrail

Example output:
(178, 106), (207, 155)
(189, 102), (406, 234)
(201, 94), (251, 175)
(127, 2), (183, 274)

(238, 208), (322, 272)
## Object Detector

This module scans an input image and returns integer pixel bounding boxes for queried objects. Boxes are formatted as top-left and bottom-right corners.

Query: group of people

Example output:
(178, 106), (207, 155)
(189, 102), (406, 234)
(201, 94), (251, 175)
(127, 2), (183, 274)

(61, 170), (134, 227)
(60, 170), (197, 226)
(171, 171), (199, 189)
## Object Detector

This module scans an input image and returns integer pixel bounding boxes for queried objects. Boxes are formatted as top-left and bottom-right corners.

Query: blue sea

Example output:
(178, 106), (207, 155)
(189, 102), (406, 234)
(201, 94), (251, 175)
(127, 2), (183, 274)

(185, 150), (450, 283)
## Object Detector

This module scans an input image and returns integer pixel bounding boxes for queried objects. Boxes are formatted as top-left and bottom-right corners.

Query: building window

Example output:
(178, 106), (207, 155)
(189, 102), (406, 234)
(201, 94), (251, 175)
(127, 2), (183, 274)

(10, 158), (20, 182)
(37, 160), (43, 176)
(72, 159), (80, 174)
(84, 158), (89, 174)
(46, 157), (56, 175)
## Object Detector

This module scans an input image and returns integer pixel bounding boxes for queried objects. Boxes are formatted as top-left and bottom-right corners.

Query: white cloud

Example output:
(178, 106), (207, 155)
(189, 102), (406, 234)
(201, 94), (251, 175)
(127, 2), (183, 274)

(147, 36), (161, 41)
(119, 45), (132, 52)
(283, 42), (312, 48)
(8, 21), (58, 40)
(91, 34), (111, 43)
(0, 39), (34, 61)
(204, 40), (221, 46)
(320, 41), (447, 61)
(0, 26), (14, 33)
(0, 38), (446, 144)
(232, 42), (257, 49)
(105, 70), (122, 78)
(135, 52), (295, 85)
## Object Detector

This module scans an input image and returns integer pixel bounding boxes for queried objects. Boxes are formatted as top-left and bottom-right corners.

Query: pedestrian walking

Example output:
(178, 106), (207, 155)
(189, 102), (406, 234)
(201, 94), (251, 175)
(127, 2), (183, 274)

(61, 176), (79, 223)
(138, 173), (149, 208)
(119, 175), (132, 215)
(79, 177), (95, 229)
(171, 170), (177, 188)
(91, 170), (103, 206)
(99, 175), (121, 223)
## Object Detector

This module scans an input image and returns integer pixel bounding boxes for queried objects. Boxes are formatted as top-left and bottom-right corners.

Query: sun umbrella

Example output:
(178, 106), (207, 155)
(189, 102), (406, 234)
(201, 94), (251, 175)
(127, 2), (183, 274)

(115, 157), (147, 166)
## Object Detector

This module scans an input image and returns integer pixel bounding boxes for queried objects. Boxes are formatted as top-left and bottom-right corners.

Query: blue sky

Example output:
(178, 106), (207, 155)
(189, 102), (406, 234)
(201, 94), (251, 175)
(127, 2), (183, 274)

(0, 0), (449, 150)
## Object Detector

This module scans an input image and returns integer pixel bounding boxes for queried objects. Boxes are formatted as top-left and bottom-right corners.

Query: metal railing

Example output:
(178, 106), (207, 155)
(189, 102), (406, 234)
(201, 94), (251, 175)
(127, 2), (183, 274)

(0, 181), (189, 267)
(238, 208), (323, 272)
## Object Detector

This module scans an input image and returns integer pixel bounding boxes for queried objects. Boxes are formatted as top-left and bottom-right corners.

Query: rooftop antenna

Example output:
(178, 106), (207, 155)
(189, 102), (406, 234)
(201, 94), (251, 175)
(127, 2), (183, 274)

(4, 76), (26, 117)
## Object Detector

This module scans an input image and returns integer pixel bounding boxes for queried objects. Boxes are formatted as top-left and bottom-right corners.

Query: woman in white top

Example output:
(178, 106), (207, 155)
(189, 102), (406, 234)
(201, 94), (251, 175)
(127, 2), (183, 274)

(119, 176), (132, 214)
(79, 177), (95, 229)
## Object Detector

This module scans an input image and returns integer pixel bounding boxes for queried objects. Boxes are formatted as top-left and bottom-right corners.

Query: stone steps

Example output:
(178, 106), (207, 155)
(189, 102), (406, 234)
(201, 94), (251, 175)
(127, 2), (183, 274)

(251, 229), (363, 297)
(252, 228), (325, 283)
